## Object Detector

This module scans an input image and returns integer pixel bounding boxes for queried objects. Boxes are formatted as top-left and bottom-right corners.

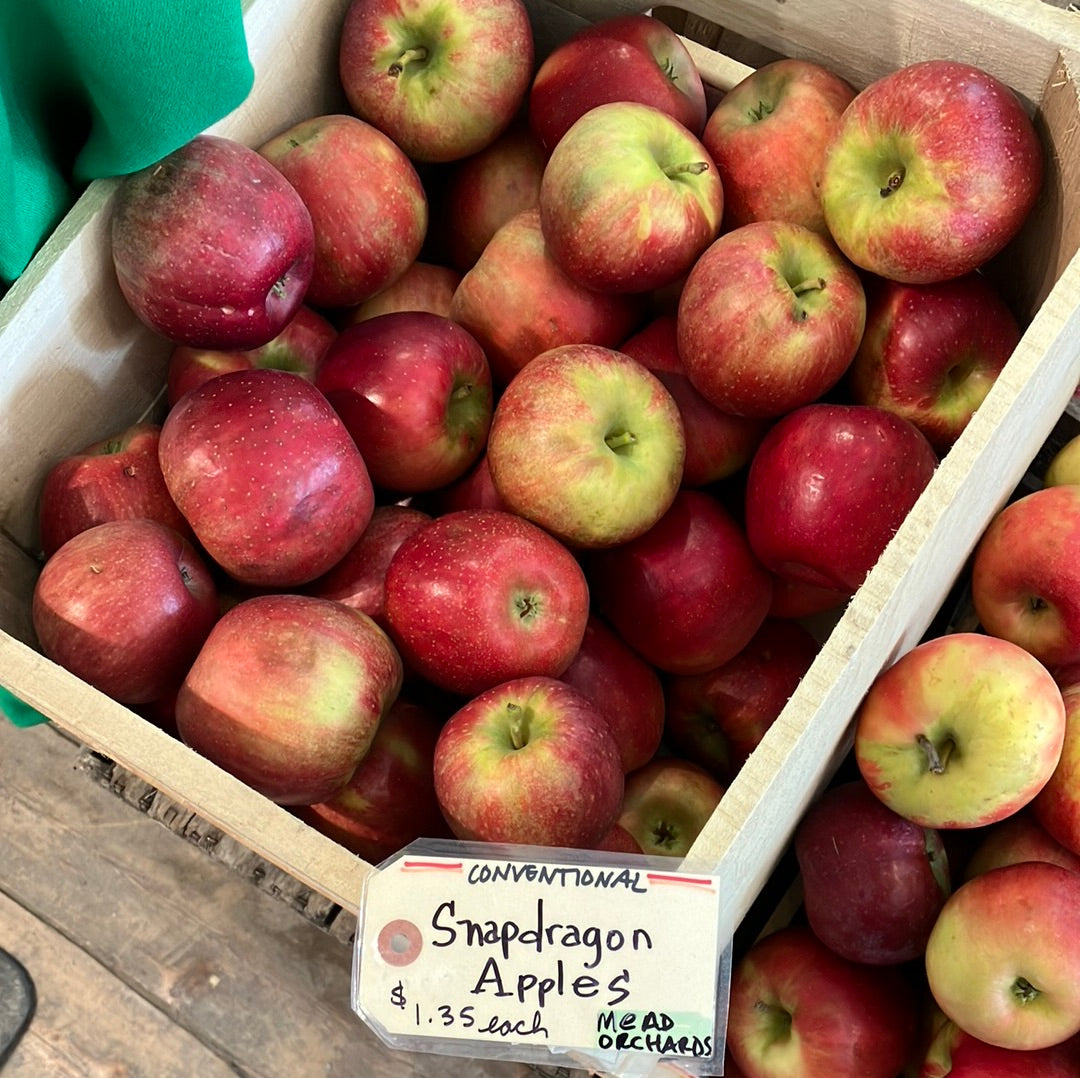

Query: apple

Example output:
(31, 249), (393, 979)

(663, 619), (821, 783)
(37, 421), (192, 558)
(338, 0), (533, 163)
(165, 304), (337, 406)
(298, 694), (451, 861)
(538, 101), (723, 294)
(594, 823), (644, 855)
(795, 779), (951, 966)
(304, 504), (432, 630)
(158, 368), (374, 588)
(820, 59), (1044, 284)
(1045, 433), (1080, 487)
(1032, 677), (1080, 858)
(744, 403), (938, 596)
(382, 509), (590, 697)
(32, 520), (218, 705)
(701, 58), (856, 234)
(854, 632), (1067, 829)
(110, 134), (314, 350)
(767, 576), (849, 621)
(921, 1012), (1080, 1077)
(616, 756), (725, 858)
(588, 489), (774, 676)
(558, 614), (665, 774)
(847, 272), (1021, 452)
(315, 310), (493, 494)
(970, 484), (1080, 671)
(420, 453), (509, 515)
(676, 220), (866, 418)
(436, 123), (546, 272)
(925, 861), (1080, 1050)
(618, 313), (769, 486)
(258, 113), (427, 309)
(726, 924), (919, 1078)
(486, 343), (685, 548)
(963, 809), (1080, 880)
(345, 260), (461, 324)
(447, 208), (640, 386)
(433, 675), (624, 848)
(528, 13), (707, 154)
(177, 593), (403, 805)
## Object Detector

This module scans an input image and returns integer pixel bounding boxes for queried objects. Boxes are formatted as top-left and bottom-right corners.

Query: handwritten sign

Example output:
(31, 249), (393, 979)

(352, 839), (731, 1076)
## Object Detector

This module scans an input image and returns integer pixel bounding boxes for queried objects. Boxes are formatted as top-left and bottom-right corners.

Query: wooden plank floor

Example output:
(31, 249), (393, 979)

(0, 718), (543, 1078)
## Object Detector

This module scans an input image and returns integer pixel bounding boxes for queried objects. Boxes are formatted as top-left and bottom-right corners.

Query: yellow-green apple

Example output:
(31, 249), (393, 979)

(305, 504), (432, 631)
(110, 134), (314, 350)
(847, 272), (1021, 452)
(963, 809), (1080, 880)
(970, 484), (1080, 671)
(37, 421), (192, 558)
(337, 0), (533, 163)
(258, 114), (427, 309)
(528, 13), (707, 154)
(1032, 676), (1080, 857)
(924, 861), (1080, 1050)
(432, 675), (624, 848)
(701, 58), (855, 235)
(345, 260), (461, 324)
(165, 304), (337, 406)
(854, 632), (1067, 829)
(820, 60), (1044, 284)
(538, 101), (723, 294)
(436, 123), (545, 271)
(619, 313), (769, 486)
(447, 208), (640, 386)
(676, 220), (866, 418)
(486, 343), (685, 548)
(1045, 433), (1080, 487)
(382, 509), (589, 697)
(158, 368), (374, 588)
(315, 310), (493, 494)
(616, 756), (725, 857)
(32, 520), (218, 705)
(663, 619), (820, 783)
(177, 593), (403, 805)
(297, 694), (451, 862)
(558, 614), (665, 773)
(726, 924), (919, 1078)
(795, 779), (951, 965)
(744, 403), (938, 596)
(588, 489), (774, 676)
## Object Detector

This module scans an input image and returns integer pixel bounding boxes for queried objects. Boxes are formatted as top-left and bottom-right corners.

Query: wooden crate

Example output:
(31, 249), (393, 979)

(2, 0), (1080, 941)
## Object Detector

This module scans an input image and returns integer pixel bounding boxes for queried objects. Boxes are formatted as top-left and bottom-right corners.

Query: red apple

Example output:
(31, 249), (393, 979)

(258, 113), (427, 309)
(165, 304), (337, 406)
(767, 576), (849, 621)
(421, 453), (509, 515)
(594, 822), (644, 855)
(433, 675), (624, 848)
(558, 614), (665, 774)
(32, 520), (218, 705)
(37, 421), (191, 558)
(176, 593), (404, 805)
(676, 220), (866, 419)
(820, 60), (1044, 284)
(1032, 677), (1080, 858)
(315, 310), (493, 494)
(538, 101), (723, 294)
(744, 403), (938, 596)
(447, 208), (640, 386)
(110, 134), (314, 349)
(158, 368), (374, 588)
(346, 260), (461, 323)
(338, 0), (533, 163)
(701, 58), (856, 235)
(382, 509), (590, 697)
(588, 489), (773, 676)
(298, 694), (451, 861)
(726, 924), (919, 1078)
(847, 272), (1021, 452)
(528, 13), (707, 154)
(964, 809), (1080, 880)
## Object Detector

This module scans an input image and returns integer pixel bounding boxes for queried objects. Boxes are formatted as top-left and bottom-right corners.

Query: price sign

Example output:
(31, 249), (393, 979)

(352, 839), (732, 1076)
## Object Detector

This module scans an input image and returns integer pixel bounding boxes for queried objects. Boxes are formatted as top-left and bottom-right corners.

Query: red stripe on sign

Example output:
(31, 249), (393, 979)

(646, 873), (714, 887)
(401, 861), (464, 871)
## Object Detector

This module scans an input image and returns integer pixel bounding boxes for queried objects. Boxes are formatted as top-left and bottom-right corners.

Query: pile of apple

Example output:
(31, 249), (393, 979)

(26, 0), (1072, 1068)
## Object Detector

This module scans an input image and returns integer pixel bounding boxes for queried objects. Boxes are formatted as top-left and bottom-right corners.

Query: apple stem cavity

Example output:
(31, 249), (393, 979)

(880, 166), (906, 198)
(917, 733), (954, 775)
(505, 702), (529, 750)
(664, 161), (710, 179)
(752, 1000), (793, 1046)
(388, 47), (429, 77)
(747, 99), (775, 122)
(1012, 976), (1042, 1006)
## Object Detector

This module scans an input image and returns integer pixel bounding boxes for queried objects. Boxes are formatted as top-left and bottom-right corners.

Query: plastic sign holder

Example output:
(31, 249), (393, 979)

(352, 839), (732, 1076)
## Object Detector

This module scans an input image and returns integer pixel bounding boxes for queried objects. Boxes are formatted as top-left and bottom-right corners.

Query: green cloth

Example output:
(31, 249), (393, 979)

(0, 688), (48, 727)
(0, 0), (254, 285)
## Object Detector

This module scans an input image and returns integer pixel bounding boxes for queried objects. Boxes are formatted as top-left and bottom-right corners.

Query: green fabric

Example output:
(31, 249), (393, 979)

(0, 0), (254, 285)
(0, 688), (49, 727)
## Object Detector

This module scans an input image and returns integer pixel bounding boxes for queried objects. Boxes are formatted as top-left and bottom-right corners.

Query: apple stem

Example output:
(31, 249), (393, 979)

(917, 733), (953, 775)
(664, 161), (710, 179)
(605, 430), (637, 451)
(506, 703), (528, 751)
(791, 277), (826, 297)
(451, 383), (474, 402)
(880, 166), (906, 198)
(388, 46), (428, 77)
